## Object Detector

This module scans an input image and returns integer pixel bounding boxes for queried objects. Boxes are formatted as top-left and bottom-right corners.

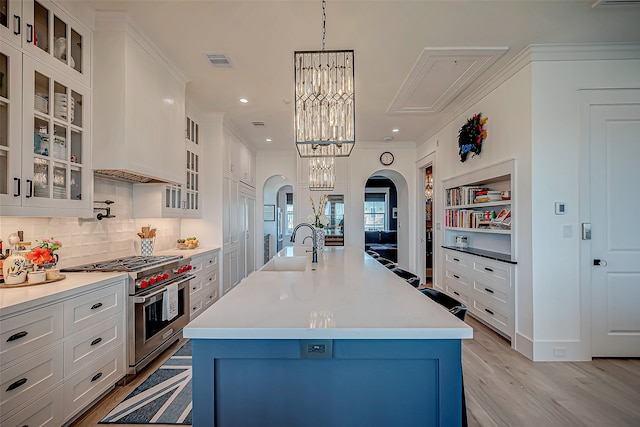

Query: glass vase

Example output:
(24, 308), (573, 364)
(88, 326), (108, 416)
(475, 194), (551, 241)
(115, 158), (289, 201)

(315, 228), (325, 251)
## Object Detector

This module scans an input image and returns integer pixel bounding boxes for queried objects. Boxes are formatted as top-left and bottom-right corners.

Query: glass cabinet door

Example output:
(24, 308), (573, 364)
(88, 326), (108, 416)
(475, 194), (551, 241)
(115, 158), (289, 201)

(0, 0), (22, 45)
(22, 56), (89, 210)
(0, 43), (22, 207)
(21, 0), (91, 87)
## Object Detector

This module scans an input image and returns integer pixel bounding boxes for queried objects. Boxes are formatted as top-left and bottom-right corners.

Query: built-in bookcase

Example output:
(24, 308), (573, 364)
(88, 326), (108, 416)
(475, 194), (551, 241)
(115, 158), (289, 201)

(442, 159), (516, 261)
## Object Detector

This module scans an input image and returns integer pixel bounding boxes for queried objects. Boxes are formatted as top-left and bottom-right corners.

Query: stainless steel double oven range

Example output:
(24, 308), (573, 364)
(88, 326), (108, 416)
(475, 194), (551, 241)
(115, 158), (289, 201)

(62, 255), (193, 376)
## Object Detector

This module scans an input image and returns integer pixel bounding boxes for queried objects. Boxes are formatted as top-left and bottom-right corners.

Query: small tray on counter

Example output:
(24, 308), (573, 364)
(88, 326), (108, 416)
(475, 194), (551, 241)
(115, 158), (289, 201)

(0, 274), (66, 288)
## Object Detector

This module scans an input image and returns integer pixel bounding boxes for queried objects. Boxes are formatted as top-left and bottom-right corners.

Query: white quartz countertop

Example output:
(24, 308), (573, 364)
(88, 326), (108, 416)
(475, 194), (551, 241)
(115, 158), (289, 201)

(184, 246), (472, 340)
(0, 272), (128, 317)
(154, 246), (220, 258)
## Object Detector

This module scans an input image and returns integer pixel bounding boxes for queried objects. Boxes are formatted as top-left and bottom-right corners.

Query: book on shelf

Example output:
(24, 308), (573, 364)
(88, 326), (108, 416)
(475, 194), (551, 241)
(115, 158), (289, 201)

(446, 186), (491, 206)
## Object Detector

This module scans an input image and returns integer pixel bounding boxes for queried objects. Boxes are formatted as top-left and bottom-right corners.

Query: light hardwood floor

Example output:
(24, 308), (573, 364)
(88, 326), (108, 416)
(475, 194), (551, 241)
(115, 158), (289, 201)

(71, 317), (640, 426)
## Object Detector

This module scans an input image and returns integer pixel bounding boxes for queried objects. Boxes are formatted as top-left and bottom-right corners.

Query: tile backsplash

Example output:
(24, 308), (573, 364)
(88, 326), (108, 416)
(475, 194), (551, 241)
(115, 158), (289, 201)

(0, 177), (181, 268)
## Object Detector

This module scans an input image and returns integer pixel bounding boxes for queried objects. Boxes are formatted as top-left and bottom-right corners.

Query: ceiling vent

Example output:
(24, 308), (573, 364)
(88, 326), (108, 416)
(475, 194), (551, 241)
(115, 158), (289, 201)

(252, 121), (266, 127)
(205, 53), (233, 69)
(593, 0), (640, 7)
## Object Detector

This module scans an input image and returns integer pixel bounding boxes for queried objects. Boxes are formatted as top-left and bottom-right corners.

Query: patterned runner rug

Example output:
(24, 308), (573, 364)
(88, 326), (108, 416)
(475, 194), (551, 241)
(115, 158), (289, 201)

(100, 341), (192, 424)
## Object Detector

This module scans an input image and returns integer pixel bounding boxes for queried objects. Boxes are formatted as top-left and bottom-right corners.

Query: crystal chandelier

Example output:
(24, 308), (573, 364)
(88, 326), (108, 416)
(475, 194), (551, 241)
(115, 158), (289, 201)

(309, 157), (335, 191)
(294, 0), (355, 157)
(425, 170), (433, 200)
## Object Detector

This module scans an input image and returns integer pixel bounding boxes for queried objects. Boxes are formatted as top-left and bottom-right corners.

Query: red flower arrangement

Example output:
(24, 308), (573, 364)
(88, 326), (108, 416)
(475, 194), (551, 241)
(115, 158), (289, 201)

(26, 246), (54, 265)
(27, 237), (62, 266)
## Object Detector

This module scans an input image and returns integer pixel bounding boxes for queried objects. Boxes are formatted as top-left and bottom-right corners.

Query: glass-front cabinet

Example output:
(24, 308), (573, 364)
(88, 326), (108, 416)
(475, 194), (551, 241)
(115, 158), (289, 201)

(1, 45), (91, 215)
(21, 0), (90, 87)
(0, 0), (21, 45)
(324, 194), (344, 246)
(184, 115), (200, 215)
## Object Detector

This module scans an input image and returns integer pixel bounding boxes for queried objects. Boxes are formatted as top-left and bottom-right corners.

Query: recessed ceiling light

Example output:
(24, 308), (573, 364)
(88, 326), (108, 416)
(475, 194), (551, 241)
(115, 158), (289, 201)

(265, 138), (272, 143)
(240, 98), (248, 104)
(382, 136), (394, 142)
(392, 128), (399, 133)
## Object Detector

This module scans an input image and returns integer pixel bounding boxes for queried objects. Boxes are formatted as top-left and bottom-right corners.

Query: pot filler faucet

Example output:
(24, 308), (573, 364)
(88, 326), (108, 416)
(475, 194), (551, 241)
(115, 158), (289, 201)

(290, 223), (318, 263)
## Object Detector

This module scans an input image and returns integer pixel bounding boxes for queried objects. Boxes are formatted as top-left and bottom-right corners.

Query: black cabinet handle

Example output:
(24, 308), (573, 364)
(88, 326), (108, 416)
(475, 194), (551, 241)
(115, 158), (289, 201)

(13, 15), (21, 35)
(90, 302), (103, 310)
(26, 23), (33, 43)
(91, 372), (103, 382)
(14, 177), (20, 197)
(485, 308), (495, 316)
(484, 267), (494, 272)
(453, 274), (460, 279)
(208, 277), (213, 282)
(484, 288), (495, 294)
(209, 259), (213, 264)
(90, 337), (102, 346)
(453, 258), (460, 262)
(25, 179), (33, 198)
(7, 378), (27, 391)
(453, 291), (460, 296)
(7, 331), (28, 342)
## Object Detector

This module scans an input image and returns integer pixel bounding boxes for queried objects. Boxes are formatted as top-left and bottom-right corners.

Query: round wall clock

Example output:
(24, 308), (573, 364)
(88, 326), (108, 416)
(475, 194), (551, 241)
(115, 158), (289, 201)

(380, 151), (394, 166)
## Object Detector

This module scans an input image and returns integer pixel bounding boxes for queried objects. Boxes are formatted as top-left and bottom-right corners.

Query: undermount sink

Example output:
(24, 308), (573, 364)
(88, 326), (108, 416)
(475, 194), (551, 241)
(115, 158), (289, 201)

(261, 256), (309, 272)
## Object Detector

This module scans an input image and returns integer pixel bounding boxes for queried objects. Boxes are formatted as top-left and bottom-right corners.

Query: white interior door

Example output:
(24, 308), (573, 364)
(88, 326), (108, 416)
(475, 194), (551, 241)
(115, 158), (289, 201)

(589, 94), (640, 357)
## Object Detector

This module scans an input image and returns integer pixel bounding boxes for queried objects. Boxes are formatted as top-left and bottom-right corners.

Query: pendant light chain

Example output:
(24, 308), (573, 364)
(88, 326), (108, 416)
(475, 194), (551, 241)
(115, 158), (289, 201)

(322, 0), (326, 51)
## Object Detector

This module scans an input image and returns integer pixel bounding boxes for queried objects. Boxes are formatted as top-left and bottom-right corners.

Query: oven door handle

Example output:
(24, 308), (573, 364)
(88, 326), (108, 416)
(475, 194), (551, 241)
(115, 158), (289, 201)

(133, 274), (194, 304)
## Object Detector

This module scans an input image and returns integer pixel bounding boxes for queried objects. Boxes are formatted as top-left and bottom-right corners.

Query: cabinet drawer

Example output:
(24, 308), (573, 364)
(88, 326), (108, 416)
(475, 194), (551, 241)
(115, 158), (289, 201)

(0, 303), (63, 369)
(472, 259), (511, 287)
(64, 315), (124, 376)
(190, 298), (205, 320)
(202, 271), (218, 291)
(205, 288), (219, 306)
(444, 285), (470, 307)
(471, 300), (511, 336)
(0, 384), (64, 427)
(0, 344), (63, 417)
(64, 284), (124, 335)
(444, 251), (470, 269)
(444, 268), (470, 288)
(190, 278), (204, 297)
(473, 278), (510, 306)
(64, 345), (125, 417)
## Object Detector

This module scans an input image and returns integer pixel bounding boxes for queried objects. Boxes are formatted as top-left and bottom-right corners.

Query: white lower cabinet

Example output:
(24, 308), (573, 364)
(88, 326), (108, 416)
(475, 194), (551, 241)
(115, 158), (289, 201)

(0, 385), (64, 427)
(442, 248), (515, 340)
(189, 249), (221, 320)
(0, 277), (127, 425)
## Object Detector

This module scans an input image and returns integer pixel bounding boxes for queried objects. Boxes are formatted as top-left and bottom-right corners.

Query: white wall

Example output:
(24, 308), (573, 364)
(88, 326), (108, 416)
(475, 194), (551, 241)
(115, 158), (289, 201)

(530, 55), (640, 360)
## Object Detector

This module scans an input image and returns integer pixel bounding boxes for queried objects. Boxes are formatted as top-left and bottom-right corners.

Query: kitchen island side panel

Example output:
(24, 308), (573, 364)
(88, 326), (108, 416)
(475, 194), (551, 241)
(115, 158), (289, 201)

(192, 338), (463, 427)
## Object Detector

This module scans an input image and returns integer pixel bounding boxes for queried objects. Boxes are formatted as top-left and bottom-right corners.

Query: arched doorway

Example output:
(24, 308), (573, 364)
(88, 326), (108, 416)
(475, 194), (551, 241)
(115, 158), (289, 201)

(263, 175), (294, 264)
(363, 170), (410, 268)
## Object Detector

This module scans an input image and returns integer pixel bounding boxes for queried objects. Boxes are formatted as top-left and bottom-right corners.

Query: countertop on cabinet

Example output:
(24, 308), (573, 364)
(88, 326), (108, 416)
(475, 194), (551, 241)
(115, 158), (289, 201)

(154, 246), (220, 258)
(184, 246), (472, 340)
(0, 272), (128, 317)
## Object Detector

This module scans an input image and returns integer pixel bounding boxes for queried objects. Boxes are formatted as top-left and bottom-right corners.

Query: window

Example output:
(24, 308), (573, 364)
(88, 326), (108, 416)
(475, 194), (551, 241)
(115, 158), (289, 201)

(364, 191), (388, 231)
(285, 193), (294, 234)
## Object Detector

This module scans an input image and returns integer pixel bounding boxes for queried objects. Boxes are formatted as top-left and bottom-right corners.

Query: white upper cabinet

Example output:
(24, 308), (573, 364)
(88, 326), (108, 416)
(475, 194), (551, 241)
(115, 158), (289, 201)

(93, 12), (186, 185)
(14, 0), (91, 87)
(224, 124), (255, 187)
(1, 0), (92, 217)
(0, 0), (22, 46)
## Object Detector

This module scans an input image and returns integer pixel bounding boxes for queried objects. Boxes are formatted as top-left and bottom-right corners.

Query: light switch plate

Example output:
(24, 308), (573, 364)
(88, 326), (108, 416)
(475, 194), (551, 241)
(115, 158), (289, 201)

(555, 202), (566, 215)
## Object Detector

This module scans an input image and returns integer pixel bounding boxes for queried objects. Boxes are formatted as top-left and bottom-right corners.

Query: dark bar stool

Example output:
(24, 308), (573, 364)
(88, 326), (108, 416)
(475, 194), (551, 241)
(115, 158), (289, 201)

(419, 288), (467, 321)
(365, 250), (380, 258)
(376, 257), (397, 269)
(390, 268), (420, 288)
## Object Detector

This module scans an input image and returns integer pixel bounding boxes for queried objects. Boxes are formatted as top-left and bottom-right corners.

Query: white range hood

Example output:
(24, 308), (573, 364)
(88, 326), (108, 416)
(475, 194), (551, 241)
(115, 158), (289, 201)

(92, 12), (187, 185)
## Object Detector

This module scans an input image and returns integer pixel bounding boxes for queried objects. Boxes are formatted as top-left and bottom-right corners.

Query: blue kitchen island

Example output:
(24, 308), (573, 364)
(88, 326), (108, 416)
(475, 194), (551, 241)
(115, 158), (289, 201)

(184, 246), (472, 426)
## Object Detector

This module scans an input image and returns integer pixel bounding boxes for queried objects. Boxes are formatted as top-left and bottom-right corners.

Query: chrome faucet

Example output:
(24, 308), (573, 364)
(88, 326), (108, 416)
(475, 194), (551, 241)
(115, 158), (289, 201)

(291, 223), (318, 263)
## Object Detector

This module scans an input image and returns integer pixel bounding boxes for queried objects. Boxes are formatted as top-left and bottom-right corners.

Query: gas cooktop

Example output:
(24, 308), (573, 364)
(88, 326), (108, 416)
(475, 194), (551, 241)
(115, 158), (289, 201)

(61, 255), (182, 272)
